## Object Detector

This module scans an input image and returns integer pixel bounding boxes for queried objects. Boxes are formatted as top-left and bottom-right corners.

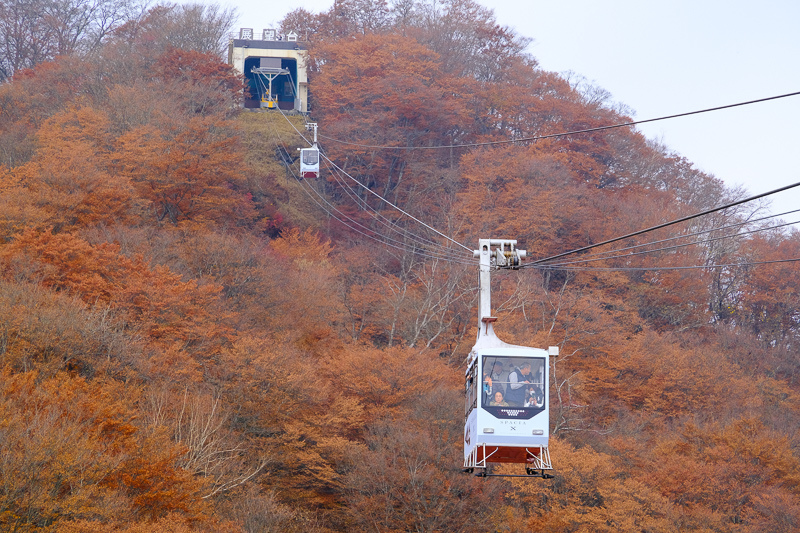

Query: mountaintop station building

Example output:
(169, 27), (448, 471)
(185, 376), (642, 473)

(227, 28), (309, 112)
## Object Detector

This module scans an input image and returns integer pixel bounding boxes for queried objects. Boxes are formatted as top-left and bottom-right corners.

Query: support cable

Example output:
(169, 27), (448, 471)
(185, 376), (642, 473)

(323, 161), (471, 261)
(266, 117), (474, 263)
(320, 152), (473, 253)
(528, 179), (800, 266)
(541, 217), (800, 268)
(321, 159), (468, 259)
(270, 105), (474, 255)
(319, 90), (800, 150)
(265, 91), (800, 269)
(545, 207), (800, 264)
(531, 257), (800, 272)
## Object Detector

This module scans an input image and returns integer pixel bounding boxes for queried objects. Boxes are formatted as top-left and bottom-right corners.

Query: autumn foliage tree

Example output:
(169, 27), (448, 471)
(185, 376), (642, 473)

(312, 32), (471, 214)
(117, 116), (253, 226)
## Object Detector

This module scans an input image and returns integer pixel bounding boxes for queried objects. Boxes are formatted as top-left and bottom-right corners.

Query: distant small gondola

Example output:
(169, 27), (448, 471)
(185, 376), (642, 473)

(299, 147), (319, 178)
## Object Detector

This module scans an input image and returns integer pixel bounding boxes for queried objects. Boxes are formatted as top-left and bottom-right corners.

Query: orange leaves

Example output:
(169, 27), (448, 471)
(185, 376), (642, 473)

(0, 279), (115, 375)
(0, 107), (137, 234)
(645, 418), (800, 528)
(737, 233), (800, 343)
(1, 229), (231, 366)
(326, 344), (457, 418)
(0, 370), (212, 528)
(116, 116), (252, 227)
(315, 34), (441, 110)
(123, 263), (230, 354)
(510, 436), (675, 533)
(107, 429), (211, 521)
(1, 49), (258, 236)
(312, 33), (470, 209)
(265, 227), (344, 348)
(341, 388), (497, 533)
(3, 9), (800, 530)
(270, 227), (334, 268)
(0, 165), (41, 238)
(580, 332), (756, 421)
(222, 336), (328, 425)
(218, 336), (361, 502)
(3, 229), (135, 303)
(151, 48), (245, 116)
(0, 371), (127, 528)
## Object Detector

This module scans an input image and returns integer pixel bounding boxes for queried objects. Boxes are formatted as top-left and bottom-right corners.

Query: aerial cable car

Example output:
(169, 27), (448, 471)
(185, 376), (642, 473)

(463, 239), (559, 478)
(299, 123), (320, 179)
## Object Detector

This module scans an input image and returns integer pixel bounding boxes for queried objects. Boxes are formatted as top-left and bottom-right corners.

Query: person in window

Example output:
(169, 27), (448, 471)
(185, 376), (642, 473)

(489, 391), (508, 407)
(490, 361), (506, 397)
(506, 362), (533, 406)
(525, 385), (544, 407)
(482, 373), (494, 404)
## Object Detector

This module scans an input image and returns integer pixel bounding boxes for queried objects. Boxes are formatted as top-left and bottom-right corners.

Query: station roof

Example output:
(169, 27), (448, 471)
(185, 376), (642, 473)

(231, 39), (308, 50)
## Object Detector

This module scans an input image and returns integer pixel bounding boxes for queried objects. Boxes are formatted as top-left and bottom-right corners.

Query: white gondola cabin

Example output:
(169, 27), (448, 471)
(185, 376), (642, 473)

(299, 147), (319, 178)
(298, 123), (320, 179)
(463, 239), (558, 477)
(464, 340), (557, 475)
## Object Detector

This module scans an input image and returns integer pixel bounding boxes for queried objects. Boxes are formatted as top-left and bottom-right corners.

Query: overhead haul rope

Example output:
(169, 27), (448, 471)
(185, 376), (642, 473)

(535, 257), (800, 272)
(527, 179), (800, 266)
(317, 154), (468, 259)
(542, 207), (800, 265)
(266, 125), (470, 263)
(267, 109), (475, 262)
(271, 117), (800, 272)
(540, 213), (800, 268)
(271, 106), (475, 257)
(322, 159), (473, 263)
(318, 90), (800, 150)
(264, 124), (436, 258)
(319, 153), (473, 253)
(542, 218), (800, 268)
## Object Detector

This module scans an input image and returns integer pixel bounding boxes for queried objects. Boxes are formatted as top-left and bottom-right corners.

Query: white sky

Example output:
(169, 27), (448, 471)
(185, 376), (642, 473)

(230, 0), (800, 217)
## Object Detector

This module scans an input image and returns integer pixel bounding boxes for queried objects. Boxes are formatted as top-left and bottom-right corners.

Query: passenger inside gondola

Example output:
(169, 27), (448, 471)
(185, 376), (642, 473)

(525, 385), (544, 407)
(489, 391), (508, 407)
(490, 361), (506, 396)
(506, 362), (533, 406)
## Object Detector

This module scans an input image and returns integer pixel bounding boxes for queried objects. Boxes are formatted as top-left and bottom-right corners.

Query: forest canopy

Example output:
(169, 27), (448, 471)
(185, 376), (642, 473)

(1, 0), (799, 531)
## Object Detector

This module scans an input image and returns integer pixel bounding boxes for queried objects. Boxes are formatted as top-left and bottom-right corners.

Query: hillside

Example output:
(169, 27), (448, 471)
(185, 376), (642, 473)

(1, 1), (799, 531)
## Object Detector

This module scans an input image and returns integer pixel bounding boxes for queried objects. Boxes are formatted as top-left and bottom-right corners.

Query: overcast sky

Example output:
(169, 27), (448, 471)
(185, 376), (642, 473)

(230, 0), (800, 218)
